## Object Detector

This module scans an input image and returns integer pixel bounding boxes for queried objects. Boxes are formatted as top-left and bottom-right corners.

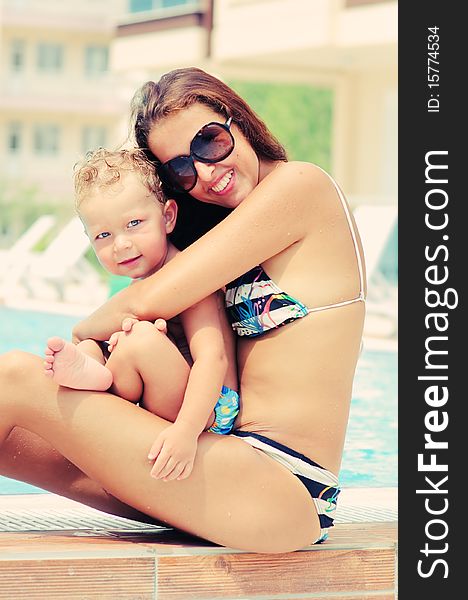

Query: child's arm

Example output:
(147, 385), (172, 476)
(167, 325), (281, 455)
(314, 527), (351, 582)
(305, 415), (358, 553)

(148, 292), (230, 482)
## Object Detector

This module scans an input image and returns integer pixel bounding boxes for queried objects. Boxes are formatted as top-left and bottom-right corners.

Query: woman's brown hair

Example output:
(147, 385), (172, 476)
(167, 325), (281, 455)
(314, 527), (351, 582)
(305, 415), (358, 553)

(130, 67), (287, 164)
(130, 67), (287, 249)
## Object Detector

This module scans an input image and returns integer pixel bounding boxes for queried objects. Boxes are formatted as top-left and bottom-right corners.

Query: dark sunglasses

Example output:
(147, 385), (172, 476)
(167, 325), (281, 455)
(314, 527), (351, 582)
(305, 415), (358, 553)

(157, 117), (234, 193)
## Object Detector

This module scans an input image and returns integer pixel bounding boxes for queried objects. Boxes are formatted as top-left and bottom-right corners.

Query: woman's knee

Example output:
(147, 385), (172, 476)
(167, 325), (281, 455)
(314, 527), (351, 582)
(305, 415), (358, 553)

(0, 351), (48, 411)
(0, 350), (38, 385)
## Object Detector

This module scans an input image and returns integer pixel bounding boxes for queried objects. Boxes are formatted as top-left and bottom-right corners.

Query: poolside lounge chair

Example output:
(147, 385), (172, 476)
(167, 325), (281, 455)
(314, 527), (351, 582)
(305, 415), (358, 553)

(353, 205), (398, 338)
(353, 205), (397, 280)
(0, 215), (57, 298)
(12, 217), (102, 303)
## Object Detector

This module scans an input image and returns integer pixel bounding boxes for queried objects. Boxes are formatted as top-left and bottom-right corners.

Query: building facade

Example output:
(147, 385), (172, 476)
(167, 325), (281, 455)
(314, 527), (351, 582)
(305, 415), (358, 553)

(0, 0), (126, 201)
(1, 0), (397, 209)
(113, 0), (397, 206)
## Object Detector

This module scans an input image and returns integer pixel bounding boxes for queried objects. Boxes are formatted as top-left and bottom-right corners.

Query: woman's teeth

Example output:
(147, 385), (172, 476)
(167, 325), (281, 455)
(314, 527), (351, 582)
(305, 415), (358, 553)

(211, 170), (233, 193)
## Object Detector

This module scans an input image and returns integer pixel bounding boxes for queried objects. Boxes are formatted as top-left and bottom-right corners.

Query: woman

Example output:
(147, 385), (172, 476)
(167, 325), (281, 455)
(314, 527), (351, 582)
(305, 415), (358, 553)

(0, 68), (365, 553)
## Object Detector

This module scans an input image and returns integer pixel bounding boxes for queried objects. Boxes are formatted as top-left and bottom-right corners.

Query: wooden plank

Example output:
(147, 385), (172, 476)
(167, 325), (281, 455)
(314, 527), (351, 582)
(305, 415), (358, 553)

(157, 548), (395, 599)
(0, 531), (154, 557)
(0, 558), (155, 600)
(300, 595), (395, 600)
(326, 522), (398, 547)
(0, 522), (398, 599)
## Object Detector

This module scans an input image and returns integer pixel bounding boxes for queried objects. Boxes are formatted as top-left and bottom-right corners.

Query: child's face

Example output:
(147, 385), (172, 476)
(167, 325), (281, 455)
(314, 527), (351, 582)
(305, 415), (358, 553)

(79, 171), (176, 279)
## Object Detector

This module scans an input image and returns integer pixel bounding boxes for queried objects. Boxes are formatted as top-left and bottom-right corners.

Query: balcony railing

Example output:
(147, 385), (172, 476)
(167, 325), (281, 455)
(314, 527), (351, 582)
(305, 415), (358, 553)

(118, 0), (206, 26)
(345, 0), (396, 7)
(0, 74), (125, 115)
(0, 0), (117, 32)
(116, 0), (212, 59)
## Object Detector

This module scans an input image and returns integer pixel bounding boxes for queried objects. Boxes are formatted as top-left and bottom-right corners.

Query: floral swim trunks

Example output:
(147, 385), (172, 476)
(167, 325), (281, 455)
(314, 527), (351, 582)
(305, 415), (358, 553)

(208, 385), (240, 435)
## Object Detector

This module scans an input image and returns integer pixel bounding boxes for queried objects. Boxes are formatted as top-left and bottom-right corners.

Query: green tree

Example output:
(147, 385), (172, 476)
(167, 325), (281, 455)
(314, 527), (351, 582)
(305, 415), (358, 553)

(228, 80), (333, 170)
(0, 179), (72, 249)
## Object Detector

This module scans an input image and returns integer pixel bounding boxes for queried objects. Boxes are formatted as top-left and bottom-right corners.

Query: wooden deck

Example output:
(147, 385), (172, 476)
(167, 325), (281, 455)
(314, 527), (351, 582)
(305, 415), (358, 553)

(0, 490), (398, 599)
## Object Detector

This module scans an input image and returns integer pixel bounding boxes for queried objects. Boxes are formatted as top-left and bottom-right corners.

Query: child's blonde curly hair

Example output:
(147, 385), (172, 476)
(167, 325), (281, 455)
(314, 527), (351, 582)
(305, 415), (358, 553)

(74, 147), (165, 209)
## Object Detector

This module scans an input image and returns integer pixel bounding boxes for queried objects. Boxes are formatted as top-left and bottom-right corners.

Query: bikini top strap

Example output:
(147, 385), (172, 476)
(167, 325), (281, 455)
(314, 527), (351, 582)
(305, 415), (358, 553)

(315, 165), (366, 301)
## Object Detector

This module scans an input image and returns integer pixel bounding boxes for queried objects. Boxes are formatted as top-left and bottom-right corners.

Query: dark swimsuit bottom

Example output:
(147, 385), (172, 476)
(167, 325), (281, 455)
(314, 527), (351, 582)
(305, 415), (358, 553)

(231, 431), (340, 543)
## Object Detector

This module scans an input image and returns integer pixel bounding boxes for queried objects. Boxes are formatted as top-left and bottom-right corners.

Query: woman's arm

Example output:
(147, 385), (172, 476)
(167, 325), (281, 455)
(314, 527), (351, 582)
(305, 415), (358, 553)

(73, 162), (323, 342)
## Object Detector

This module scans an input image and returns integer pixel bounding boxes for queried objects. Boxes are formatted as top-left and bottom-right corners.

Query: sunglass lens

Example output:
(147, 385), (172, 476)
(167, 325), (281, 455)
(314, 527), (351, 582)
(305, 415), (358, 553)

(163, 157), (197, 192)
(192, 124), (234, 162)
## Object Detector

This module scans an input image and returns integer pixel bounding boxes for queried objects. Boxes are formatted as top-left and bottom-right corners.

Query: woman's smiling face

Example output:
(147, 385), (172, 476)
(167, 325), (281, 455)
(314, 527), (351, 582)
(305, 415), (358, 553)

(148, 103), (261, 209)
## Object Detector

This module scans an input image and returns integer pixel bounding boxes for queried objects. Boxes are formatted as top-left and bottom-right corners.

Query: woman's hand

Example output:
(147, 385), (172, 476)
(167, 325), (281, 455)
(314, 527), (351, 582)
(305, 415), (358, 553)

(148, 422), (199, 481)
(72, 318), (93, 345)
(70, 283), (145, 344)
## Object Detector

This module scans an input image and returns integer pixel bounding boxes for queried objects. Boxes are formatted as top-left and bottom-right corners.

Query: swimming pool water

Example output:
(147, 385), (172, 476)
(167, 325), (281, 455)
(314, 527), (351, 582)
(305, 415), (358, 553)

(0, 306), (397, 493)
(342, 348), (397, 487)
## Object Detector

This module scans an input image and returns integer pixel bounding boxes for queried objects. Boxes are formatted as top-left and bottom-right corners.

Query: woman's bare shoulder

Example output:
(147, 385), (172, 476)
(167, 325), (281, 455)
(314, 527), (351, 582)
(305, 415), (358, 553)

(275, 160), (324, 175)
(264, 161), (335, 194)
(256, 161), (339, 217)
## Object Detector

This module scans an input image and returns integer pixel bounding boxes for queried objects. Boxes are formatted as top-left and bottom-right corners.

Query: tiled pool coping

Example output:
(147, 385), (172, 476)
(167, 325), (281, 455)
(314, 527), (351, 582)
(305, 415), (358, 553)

(0, 487), (397, 533)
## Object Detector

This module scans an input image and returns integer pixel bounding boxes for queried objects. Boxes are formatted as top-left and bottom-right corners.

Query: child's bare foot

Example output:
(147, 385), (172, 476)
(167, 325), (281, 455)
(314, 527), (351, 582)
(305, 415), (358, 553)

(44, 337), (113, 391)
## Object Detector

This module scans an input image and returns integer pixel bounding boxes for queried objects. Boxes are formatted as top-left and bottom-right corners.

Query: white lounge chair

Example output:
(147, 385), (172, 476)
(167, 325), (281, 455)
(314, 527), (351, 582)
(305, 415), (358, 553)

(0, 215), (56, 273)
(353, 205), (398, 338)
(13, 217), (103, 303)
(0, 215), (57, 297)
(353, 205), (397, 281)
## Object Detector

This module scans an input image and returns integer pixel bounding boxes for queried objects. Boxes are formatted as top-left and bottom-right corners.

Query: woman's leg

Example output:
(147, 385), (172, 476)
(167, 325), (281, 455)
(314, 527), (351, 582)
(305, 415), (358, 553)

(0, 427), (161, 523)
(0, 350), (320, 553)
(106, 321), (190, 420)
(4, 325), (195, 520)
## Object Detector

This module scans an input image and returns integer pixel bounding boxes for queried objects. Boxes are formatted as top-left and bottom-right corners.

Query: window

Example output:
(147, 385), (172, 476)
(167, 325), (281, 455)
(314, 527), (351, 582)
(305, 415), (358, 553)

(82, 126), (107, 154)
(84, 46), (109, 77)
(10, 40), (25, 73)
(7, 123), (22, 153)
(129, 0), (197, 12)
(37, 43), (63, 73)
(130, 0), (152, 10)
(34, 124), (60, 155)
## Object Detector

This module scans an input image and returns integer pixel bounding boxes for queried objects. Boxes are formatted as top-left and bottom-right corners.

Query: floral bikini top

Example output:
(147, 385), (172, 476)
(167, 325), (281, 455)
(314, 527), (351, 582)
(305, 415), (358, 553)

(224, 169), (366, 338)
(225, 265), (309, 337)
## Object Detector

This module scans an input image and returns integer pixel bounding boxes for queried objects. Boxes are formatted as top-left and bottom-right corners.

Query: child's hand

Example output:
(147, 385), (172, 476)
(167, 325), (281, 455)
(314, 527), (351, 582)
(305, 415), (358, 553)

(121, 317), (167, 334)
(107, 330), (125, 353)
(153, 319), (167, 334)
(148, 423), (198, 481)
(121, 317), (139, 333)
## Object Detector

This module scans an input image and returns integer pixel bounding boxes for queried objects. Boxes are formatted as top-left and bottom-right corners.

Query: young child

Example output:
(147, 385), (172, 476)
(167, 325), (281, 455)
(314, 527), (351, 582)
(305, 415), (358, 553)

(44, 148), (239, 482)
